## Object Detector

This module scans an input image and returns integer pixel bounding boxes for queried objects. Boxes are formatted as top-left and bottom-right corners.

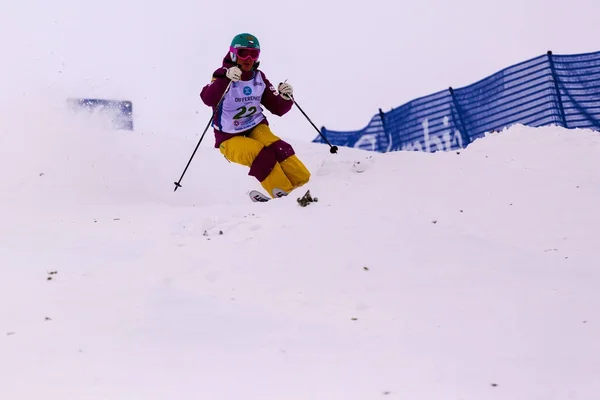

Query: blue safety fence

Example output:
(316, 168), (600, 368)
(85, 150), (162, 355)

(314, 50), (600, 152)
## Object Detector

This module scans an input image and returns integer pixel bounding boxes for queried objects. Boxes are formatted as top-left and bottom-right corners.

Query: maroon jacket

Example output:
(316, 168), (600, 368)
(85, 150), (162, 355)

(200, 53), (293, 148)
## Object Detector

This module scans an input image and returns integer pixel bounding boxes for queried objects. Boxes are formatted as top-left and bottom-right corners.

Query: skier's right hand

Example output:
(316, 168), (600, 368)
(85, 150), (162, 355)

(226, 66), (242, 82)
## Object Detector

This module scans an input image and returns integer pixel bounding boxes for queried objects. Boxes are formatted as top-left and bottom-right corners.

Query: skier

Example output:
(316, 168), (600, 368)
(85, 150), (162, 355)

(200, 32), (311, 199)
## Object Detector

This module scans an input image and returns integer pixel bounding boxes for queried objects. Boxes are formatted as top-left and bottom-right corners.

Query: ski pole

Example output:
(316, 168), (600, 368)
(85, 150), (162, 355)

(289, 94), (338, 154)
(173, 80), (233, 192)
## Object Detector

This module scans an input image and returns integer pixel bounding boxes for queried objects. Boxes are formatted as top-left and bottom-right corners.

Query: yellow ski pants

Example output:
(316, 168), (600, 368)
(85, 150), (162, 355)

(219, 124), (311, 198)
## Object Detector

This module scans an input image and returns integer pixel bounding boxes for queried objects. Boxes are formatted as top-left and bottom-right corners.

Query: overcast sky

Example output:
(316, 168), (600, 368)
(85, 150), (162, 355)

(2, 0), (599, 142)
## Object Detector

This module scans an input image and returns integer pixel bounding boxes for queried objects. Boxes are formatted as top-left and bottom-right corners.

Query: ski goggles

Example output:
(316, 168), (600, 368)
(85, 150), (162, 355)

(231, 46), (260, 61)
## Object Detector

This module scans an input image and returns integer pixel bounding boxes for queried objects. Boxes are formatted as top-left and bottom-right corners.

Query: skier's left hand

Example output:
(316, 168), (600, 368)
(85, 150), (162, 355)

(278, 82), (293, 100)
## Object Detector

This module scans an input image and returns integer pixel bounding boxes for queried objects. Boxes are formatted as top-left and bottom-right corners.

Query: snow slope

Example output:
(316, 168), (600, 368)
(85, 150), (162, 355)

(1, 108), (600, 399)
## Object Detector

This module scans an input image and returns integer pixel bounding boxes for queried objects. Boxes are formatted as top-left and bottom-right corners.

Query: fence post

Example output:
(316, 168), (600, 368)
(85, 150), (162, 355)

(547, 50), (568, 128)
(448, 87), (471, 147)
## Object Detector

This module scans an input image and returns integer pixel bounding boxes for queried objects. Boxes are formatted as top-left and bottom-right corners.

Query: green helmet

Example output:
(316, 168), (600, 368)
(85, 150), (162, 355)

(229, 33), (261, 62)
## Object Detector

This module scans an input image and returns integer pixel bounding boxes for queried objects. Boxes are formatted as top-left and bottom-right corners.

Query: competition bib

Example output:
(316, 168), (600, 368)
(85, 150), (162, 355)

(216, 72), (266, 133)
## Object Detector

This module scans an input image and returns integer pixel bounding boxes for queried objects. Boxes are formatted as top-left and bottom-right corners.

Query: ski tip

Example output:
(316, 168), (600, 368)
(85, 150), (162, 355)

(272, 188), (289, 198)
(249, 190), (270, 202)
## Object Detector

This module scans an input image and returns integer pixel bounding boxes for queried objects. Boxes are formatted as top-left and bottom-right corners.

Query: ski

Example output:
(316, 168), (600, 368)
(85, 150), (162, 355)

(249, 190), (270, 202)
(249, 188), (288, 202)
(249, 189), (317, 206)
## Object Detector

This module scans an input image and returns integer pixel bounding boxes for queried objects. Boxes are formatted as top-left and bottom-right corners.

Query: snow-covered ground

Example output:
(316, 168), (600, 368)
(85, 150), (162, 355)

(1, 108), (599, 399)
